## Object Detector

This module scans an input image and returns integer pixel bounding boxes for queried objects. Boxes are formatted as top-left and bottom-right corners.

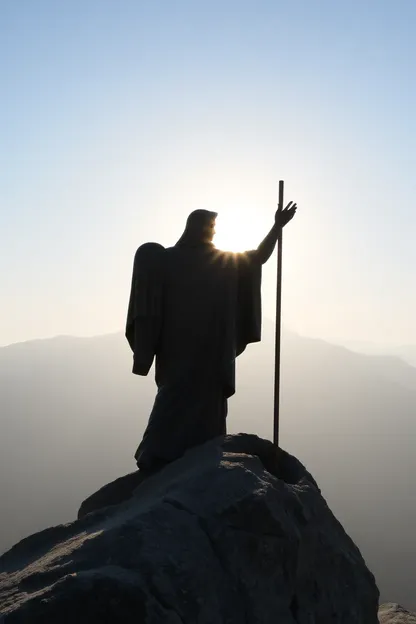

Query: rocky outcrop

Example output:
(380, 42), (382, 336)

(77, 433), (318, 520)
(78, 470), (146, 519)
(0, 434), (379, 623)
(379, 603), (416, 623)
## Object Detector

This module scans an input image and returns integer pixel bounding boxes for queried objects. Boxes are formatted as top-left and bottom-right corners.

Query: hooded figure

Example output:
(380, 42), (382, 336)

(126, 204), (297, 472)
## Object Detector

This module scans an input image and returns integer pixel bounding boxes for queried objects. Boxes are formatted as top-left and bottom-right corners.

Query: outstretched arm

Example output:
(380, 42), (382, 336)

(255, 202), (297, 264)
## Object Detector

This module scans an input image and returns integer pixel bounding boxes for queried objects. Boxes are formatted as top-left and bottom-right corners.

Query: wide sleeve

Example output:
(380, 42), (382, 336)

(125, 242), (165, 375)
(235, 250), (262, 356)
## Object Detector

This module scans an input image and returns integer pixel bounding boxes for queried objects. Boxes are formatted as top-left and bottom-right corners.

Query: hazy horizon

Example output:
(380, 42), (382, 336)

(2, 326), (416, 367)
(1, 328), (416, 609)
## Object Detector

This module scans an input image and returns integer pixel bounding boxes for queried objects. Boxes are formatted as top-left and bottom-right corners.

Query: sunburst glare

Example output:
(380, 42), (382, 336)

(213, 210), (262, 253)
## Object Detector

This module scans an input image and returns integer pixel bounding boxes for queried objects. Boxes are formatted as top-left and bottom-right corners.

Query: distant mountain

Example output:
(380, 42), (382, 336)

(393, 345), (416, 368)
(342, 339), (416, 368)
(1, 326), (415, 609)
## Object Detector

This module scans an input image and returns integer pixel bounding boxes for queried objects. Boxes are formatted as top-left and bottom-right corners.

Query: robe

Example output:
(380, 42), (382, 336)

(126, 241), (262, 471)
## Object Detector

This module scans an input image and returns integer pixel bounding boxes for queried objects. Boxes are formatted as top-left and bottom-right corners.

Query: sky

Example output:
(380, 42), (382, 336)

(1, 0), (416, 347)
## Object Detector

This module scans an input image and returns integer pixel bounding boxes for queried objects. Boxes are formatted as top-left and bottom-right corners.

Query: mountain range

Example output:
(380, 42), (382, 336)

(0, 324), (415, 609)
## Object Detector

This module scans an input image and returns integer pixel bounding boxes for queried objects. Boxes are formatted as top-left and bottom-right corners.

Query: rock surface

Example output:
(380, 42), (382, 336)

(77, 469), (146, 519)
(0, 434), (379, 623)
(379, 603), (416, 623)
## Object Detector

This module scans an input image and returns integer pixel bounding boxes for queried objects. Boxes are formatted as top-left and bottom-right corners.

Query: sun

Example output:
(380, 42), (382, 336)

(213, 211), (260, 253)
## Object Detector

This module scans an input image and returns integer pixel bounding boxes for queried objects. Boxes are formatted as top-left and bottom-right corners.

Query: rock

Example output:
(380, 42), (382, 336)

(379, 603), (416, 623)
(77, 470), (146, 519)
(0, 433), (379, 623)
(77, 433), (319, 519)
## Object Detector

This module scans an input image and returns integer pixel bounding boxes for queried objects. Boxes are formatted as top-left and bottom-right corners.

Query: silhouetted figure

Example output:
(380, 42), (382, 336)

(126, 204), (297, 472)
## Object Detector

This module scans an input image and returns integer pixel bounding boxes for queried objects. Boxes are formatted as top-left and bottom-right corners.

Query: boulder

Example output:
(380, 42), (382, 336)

(77, 432), (318, 519)
(0, 434), (379, 623)
(77, 470), (146, 519)
(379, 603), (416, 623)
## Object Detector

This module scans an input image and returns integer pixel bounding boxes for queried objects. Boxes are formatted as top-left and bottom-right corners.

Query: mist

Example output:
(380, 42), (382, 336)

(1, 325), (415, 608)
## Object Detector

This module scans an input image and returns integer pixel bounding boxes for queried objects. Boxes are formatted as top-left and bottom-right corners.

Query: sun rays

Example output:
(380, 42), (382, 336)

(213, 211), (259, 253)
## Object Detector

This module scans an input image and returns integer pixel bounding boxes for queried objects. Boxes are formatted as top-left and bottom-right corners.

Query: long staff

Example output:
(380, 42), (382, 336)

(273, 180), (284, 446)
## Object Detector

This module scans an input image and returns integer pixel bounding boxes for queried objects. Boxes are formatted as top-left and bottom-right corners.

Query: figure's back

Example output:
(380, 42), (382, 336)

(156, 245), (236, 384)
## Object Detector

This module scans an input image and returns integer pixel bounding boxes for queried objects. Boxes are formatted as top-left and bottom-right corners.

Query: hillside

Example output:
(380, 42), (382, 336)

(0, 326), (415, 608)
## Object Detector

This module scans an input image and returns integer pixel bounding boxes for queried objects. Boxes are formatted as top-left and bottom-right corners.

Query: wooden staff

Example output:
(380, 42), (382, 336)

(273, 180), (284, 446)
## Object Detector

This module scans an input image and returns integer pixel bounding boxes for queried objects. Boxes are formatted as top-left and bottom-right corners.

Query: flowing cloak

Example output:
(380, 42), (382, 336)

(126, 242), (262, 470)
(126, 242), (165, 377)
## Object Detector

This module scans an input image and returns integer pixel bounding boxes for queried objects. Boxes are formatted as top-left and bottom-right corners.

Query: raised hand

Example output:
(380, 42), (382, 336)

(275, 201), (297, 228)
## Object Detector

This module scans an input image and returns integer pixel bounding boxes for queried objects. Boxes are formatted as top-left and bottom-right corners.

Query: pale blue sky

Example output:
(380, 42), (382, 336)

(1, 0), (415, 346)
